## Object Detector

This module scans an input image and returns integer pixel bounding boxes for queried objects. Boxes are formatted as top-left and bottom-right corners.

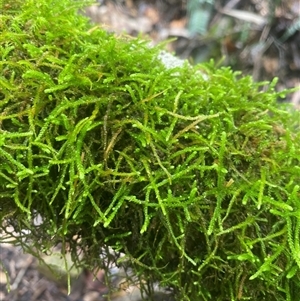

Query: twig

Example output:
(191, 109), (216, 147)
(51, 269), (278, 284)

(10, 257), (33, 291)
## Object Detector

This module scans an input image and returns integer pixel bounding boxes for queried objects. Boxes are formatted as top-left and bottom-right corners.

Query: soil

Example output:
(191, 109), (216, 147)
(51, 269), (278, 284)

(0, 242), (77, 301)
(0, 239), (173, 301)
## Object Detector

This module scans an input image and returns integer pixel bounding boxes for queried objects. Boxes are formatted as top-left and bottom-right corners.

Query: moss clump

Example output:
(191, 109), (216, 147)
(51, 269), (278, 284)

(1, 0), (300, 300)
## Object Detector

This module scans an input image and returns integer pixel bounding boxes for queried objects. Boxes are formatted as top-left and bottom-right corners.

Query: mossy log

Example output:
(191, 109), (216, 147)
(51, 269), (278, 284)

(0, 0), (300, 300)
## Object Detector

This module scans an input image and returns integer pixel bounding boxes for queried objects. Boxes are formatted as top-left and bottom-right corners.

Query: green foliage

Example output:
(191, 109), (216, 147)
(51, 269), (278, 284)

(187, 0), (214, 35)
(1, 0), (300, 300)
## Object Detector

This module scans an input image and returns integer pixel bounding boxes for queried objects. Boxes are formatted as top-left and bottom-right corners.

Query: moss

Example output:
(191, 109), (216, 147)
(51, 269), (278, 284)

(1, 0), (300, 300)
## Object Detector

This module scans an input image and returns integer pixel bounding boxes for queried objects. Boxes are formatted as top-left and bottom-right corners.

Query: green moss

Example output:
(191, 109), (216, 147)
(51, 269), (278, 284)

(1, 0), (300, 300)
